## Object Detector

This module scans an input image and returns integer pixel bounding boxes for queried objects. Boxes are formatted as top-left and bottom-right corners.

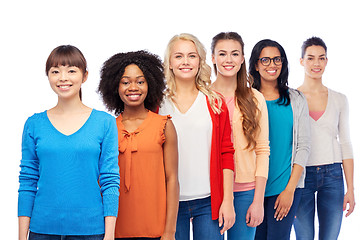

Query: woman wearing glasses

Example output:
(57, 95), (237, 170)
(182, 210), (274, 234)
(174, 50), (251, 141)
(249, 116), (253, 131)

(249, 39), (311, 240)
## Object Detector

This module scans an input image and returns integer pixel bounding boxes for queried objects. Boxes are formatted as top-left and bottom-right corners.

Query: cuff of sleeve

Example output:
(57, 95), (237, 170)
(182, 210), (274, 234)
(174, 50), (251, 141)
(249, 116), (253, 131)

(18, 193), (35, 217)
(103, 193), (119, 217)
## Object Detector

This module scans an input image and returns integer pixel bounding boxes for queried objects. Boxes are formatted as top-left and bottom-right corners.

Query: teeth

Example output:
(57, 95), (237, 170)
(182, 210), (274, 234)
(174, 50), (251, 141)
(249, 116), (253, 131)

(267, 70), (276, 73)
(59, 85), (70, 89)
(224, 66), (234, 70)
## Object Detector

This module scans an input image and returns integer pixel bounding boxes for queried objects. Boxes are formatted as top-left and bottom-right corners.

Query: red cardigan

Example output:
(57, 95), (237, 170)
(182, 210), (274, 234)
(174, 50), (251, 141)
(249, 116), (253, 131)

(206, 97), (235, 220)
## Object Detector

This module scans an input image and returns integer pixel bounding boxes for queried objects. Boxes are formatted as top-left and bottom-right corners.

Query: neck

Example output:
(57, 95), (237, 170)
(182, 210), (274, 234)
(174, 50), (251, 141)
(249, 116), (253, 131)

(122, 105), (148, 119)
(174, 77), (198, 96)
(212, 74), (237, 97)
(300, 74), (325, 92)
(53, 97), (87, 114)
(260, 79), (278, 95)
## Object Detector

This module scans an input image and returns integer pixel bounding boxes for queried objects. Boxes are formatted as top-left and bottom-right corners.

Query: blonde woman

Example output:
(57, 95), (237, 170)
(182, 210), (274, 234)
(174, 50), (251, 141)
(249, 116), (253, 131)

(159, 33), (235, 240)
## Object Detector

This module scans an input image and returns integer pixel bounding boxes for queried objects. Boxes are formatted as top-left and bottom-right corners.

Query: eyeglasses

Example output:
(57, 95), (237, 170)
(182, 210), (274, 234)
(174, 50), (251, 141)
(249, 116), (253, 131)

(258, 56), (283, 66)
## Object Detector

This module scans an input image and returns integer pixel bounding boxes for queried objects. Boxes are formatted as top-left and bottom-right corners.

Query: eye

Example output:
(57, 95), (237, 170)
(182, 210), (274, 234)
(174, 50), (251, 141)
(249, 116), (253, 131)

(260, 57), (270, 65)
(189, 54), (197, 58)
(68, 69), (77, 73)
(320, 57), (326, 61)
(120, 79), (130, 85)
(175, 55), (182, 59)
(307, 57), (313, 61)
(274, 56), (282, 63)
(232, 52), (239, 57)
(51, 70), (59, 74)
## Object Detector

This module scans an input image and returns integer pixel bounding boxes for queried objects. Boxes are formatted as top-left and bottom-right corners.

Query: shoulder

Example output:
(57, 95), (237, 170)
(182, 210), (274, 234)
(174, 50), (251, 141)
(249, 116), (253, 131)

(328, 88), (348, 101)
(92, 109), (116, 121)
(251, 88), (266, 103)
(289, 88), (307, 102)
(25, 111), (47, 125)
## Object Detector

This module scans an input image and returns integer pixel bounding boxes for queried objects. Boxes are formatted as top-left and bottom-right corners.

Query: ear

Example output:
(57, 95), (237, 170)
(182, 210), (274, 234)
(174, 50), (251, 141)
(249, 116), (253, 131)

(212, 54), (216, 65)
(255, 63), (259, 71)
(82, 71), (89, 83)
(300, 58), (304, 66)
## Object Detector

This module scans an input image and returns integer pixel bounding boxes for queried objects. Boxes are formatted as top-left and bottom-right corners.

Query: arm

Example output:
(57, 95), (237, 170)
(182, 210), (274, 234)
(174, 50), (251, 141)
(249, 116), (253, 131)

(342, 158), (355, 217)
(18, 217), (30, 240)
(18, 117), (39, 240)
(219, 169), (235, 235)
(338, 95), (355, 217)
(246, 93), (269, 227)
(161, 120), (179, 240)
(103, 216), (116, 240)
(274, 164), (303, 221)
(246, 176), (266, 227)
(98, 117), (120, 237)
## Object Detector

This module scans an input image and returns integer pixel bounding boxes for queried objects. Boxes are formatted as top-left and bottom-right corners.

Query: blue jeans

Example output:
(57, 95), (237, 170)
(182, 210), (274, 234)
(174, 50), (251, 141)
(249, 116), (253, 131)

(116, 238), (160, 240)
(255, 188), (302, 240)
(175, 196), (223, 240)
(29, 232), (104, 240)
(294, 163), (344, 240)
(227, 190), (256, 240)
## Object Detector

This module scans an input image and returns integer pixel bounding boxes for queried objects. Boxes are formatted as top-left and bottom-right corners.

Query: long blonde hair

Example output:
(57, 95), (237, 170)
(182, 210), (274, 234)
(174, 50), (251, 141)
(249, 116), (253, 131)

(164, 33), (222, 114)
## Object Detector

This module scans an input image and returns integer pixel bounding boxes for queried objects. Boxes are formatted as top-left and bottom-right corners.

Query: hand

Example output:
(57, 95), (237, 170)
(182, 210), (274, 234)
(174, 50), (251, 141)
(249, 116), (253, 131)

(274, 189), (294, 221)
(218, 199), (235, 235)
(161, 231), (175, 240)
(246, 201), (264, 227)
(343, 190), (355, 217)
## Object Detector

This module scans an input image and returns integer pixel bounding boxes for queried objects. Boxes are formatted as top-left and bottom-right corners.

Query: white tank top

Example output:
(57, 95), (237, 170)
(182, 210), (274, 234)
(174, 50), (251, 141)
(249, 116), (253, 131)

(159, 92), (212, 201)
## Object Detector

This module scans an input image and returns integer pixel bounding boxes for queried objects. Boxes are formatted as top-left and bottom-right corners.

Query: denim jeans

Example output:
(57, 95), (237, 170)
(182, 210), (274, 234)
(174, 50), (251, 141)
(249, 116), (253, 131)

(29, 232), (104, 240)
(115, 238), (160, 240)
(255, 188), (302, 240)
(227, 190), (256, 240)
(175, 196), (223, 240)
(294, 163), (344, 240)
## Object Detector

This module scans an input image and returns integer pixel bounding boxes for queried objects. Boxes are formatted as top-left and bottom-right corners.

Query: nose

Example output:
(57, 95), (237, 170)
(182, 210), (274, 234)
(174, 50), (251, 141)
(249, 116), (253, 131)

(128, 82), (138, 91)
(225, 54), (232, 62)
(183, 56), (189, 65)
(60, 71), (68, 81)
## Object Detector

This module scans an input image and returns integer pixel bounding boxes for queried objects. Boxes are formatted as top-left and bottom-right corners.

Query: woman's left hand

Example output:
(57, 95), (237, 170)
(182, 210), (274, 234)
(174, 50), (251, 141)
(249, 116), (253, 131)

(218, 199), (236, 235)
(274, 189), (294, 221)
(343, 190), (356, 217)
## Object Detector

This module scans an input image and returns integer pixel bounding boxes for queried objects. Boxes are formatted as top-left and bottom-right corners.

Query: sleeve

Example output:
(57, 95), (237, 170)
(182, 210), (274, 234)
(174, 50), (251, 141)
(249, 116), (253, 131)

(254, 93), (270, 179)
(99, 116), (120, 217)
(18, 117), (39, 217)
(220, 102), (235, 171)
(293, 92), (311, 168)
(338, 94), (353, 159)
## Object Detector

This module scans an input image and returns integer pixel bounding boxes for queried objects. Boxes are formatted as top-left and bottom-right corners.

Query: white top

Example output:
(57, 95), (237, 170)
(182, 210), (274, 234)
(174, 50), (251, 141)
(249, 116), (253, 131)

(159, 92), (212, 201)
(307, 88), (353, 166)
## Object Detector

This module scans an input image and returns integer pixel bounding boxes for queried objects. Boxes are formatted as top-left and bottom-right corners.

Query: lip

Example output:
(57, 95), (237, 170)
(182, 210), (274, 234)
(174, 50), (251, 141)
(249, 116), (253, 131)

(126, 93), (142, 101)
(266, 69), (277, 76)
(57, 84), (72, 90)
(312, 68), (322, 73)
(223, 65), (235, 71)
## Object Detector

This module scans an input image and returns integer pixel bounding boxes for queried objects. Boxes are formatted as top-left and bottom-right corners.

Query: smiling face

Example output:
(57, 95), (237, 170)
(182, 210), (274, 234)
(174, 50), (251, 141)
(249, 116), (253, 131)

(118, 64), (148, 110)
(256, 47), (282, 85)
(301, 45), (328, 80)
(48, 65), (87, 100)
(212, 39), (244, 78)
(169, 39), (200, 82)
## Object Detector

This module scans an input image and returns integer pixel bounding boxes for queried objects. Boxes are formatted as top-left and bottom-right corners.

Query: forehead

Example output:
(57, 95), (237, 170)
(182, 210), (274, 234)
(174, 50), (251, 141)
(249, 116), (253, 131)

(171, 39), (197, 54)
(305, 45), (326, 56)
(260, 47), (281, 57)
(123, 64), (144, 76)
(215, 39), (242, 52)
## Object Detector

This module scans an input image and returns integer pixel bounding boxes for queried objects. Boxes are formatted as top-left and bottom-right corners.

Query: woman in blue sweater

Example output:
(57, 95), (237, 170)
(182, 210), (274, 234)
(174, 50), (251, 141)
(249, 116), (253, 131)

(18, 45), (120, 240)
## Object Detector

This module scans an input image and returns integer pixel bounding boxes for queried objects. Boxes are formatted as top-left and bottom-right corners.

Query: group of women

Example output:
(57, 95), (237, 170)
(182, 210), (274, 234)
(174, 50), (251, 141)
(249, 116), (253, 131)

(18, 32), (354, 240)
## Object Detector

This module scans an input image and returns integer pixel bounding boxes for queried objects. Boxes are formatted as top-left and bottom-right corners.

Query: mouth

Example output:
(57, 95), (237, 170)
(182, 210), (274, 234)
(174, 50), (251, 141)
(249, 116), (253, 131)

(126, 94), (142, 101)
(223, 65), (234, 71)
(266, 69), (277, 75)
(179, 67), (192, 72)
(57, 84), (72, 90)
(312, 68), (322, 73)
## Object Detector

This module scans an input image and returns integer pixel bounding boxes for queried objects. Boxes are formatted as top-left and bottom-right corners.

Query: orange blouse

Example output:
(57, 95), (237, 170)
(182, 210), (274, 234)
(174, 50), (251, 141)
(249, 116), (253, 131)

(115, 111), (169, 238)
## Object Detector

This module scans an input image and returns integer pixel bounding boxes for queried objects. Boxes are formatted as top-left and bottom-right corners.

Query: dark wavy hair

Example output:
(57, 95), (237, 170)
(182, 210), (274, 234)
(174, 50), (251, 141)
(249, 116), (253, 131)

(249, 39), (290, 106)
(211, 32), (260, 150)
(98, 50), (165, 115)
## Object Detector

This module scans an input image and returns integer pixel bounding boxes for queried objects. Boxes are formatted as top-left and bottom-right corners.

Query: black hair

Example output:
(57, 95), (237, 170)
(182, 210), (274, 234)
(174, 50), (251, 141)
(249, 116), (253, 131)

(301, 36), (327, 58)
(98, 50), (165, 115)
(249, 39), (290, 106)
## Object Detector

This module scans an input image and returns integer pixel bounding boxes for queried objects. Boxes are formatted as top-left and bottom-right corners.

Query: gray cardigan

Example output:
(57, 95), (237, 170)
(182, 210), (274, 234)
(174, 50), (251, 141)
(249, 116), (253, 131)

(289, 88), (311, 188)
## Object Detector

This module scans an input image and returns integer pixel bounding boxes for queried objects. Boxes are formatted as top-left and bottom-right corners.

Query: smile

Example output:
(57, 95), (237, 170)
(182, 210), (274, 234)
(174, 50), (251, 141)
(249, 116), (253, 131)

(223, 65), (234, 71)
(126, 94), (142, 100)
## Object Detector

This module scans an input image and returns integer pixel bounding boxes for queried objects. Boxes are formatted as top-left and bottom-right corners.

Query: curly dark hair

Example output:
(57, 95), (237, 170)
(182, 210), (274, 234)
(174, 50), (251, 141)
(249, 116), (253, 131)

(98, 50), (165, 116)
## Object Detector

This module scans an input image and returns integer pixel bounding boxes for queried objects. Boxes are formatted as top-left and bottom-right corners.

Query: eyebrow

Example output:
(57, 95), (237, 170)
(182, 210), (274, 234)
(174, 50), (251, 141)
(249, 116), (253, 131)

(306, 54), (326, 57)
(121, 75), (145, 79)
(173, 52), (198, 55)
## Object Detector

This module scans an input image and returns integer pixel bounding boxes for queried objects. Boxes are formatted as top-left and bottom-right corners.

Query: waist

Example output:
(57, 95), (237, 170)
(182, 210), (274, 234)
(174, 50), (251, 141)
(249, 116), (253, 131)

(306, 163), (342, 173)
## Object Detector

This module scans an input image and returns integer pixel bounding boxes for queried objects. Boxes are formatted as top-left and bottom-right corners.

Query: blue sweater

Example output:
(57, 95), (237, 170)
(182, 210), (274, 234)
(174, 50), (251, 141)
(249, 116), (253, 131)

(18, 109), (120, 235)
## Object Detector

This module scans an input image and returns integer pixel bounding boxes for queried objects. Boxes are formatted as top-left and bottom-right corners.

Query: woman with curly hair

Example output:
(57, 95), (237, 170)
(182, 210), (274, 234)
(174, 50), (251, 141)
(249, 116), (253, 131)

(249, 39), (311, 240)
(18, 45), (120, 240)
(98, 50), (179, 240)
(211, 32), (270, 240)
(159, 33), (235, 240)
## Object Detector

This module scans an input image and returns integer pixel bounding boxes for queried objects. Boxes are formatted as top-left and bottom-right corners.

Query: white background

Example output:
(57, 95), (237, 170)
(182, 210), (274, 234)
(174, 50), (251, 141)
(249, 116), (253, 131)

(1, 0), (359, 238)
